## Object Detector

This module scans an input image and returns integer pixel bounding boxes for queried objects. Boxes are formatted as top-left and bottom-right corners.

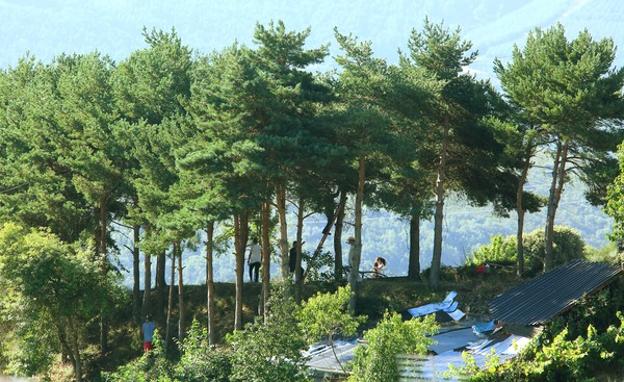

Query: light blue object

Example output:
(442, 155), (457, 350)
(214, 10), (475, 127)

(143, 321), (156, 342)
(472, 321), (496, 336)
(444, 301), (459, 313)
(407, 291), (458, 318)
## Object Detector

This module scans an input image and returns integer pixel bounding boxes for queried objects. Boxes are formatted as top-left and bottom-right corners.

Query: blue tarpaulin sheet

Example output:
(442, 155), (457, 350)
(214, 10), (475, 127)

(472, 321), (496, 336)
(406, 291), (464, 321)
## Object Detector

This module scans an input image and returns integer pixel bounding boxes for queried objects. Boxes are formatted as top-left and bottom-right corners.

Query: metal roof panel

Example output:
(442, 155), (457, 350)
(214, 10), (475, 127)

(489, 260), (622, 325)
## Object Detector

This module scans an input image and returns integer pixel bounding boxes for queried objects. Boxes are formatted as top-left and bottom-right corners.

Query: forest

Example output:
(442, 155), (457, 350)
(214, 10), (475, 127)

(1, 17), (624, 382)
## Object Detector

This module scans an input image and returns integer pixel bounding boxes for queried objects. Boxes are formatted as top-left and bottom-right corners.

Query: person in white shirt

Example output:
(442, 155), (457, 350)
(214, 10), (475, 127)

(247, 238), (262, 283)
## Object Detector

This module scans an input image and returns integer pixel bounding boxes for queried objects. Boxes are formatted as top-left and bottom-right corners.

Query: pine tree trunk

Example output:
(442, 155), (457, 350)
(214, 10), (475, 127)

(141, 250), (151, 320)
(56, 325), (75, 371)
(73, 350), (82, 382)
(545, 141), (568, 272)
(132, 225), (141, 324)
(430, 126), (449, 290)
(408, 211), (420, 280)
(295, 196), (305, 301)
(156, 250), (166, 324)
(276, 185), (289, 279)
(205, 222), (215, 345)
(516, 207), (526, 275)
(177, 241), (185, 341)
(314, 200), (340, 256)
(165, 249), (175, 352)
(69, 328), (82, 382)
(334, 191), (346, 282)
(349, 158), (365, 313)
(98, 201), (109, 354)
(516, 151), (532, 277)
(261, 203), (271, 321)
(234, 212), (249, 330)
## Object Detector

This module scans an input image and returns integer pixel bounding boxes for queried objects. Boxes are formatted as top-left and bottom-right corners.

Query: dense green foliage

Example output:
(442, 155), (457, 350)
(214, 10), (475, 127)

(103, 334), (173, 382)
(349, 312), (438, 382)
(226, 286), (309, 382)
(298, 286), (366, 345)
(0, 223), (119, 381)
(469, 225), (587, 272)
(175, 322), (232, 382)
(0, 15), (623, 382)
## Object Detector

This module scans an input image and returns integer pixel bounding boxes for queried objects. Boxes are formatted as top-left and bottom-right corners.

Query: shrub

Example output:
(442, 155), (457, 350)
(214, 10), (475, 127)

(581, 242), (619, 264)
(302, 250), (335, 282)
(459, 311), (624, 381)
(349, 312), (439, 382)
(469, 226), (586, 272)
(103, 333), (174, 382)
(468, 235), (516, 266)
(175, 320), (231, 382)
(227, 284), (309, 382)
(298, 286), (366, 373)
(0, 222), (121, 381)
(523, 226), (585, 271)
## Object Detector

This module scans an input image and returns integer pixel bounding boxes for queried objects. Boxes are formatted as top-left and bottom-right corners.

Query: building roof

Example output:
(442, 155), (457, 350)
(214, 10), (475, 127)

(489, 260), (622, 326)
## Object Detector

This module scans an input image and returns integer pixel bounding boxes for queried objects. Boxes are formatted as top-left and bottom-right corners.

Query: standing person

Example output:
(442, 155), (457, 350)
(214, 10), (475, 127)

(142, 314), (156, 352)
(248, 238), (261, 283)
(289, 240), (305, 278)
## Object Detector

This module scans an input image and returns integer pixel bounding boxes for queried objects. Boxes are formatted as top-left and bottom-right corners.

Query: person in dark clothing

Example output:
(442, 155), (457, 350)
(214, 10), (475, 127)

(248, 238), (261, 283)
(289, 240), (305, 278)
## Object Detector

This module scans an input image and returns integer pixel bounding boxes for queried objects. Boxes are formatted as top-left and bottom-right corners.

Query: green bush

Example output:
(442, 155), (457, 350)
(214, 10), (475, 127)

(175, 321), (231, 382)
(349, 312), (439, 382)
(103, 333), (174, 382)
(227, 284), (309, 382)
(469, 234), (516, 266)
(582, 242), (620, 265)
(524, 226), (585, 271)
(298, 286), (366, 345)
(302, 250), (335, 282)
(469, 226), (586, 272)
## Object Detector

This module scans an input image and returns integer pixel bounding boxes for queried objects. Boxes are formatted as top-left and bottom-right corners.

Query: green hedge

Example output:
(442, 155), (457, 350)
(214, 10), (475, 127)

(469, 226), (586, 272)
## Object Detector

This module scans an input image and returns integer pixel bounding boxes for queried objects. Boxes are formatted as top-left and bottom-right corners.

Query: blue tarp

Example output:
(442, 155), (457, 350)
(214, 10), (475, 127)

(472, 320), (496, 336)
(406, 291), (465, 321)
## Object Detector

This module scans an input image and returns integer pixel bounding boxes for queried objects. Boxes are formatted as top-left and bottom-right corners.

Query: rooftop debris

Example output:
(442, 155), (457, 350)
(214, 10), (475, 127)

(396, 333), (532, 381)
(404, 291), (466, 322)
(304, 339), (358, 376)
(308, 261), (623, 379)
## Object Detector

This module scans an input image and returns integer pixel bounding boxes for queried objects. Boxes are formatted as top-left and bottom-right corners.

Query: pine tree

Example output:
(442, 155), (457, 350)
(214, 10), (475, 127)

(495, 24), (624, 271)
(334, 30), (393, 312)
(184, 45), (267, 329)
(112, 27), (193, 324)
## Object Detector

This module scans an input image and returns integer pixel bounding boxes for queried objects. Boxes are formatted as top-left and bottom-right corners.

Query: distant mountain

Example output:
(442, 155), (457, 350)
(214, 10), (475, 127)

(0, 0), (617, 283)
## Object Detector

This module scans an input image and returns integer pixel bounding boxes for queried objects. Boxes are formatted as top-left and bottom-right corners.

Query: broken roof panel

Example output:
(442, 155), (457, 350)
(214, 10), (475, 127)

(490, 260), (622, 326)
(429, 327), (480, 354)
(397, 334), (532, 381)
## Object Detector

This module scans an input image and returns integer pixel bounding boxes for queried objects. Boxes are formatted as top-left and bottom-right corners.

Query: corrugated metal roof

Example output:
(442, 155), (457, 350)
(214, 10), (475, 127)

(490, 260), (622, 326)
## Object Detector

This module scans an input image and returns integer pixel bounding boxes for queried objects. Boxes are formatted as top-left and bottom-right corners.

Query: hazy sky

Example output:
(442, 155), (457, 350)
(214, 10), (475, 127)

(1, 0), (622, 79)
